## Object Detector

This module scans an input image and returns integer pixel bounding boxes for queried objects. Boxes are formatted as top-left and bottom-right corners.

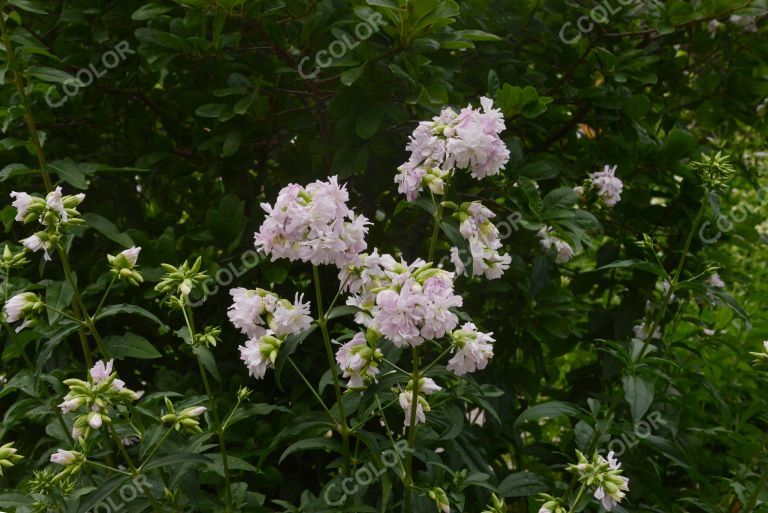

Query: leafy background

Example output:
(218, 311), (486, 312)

(2, 0), (768, 512)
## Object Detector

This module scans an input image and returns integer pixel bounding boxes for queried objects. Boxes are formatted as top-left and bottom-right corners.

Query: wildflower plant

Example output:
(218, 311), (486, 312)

(2, 2), (768, 513)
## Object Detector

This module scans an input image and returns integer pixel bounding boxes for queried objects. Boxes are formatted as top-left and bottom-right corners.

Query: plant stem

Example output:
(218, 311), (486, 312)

(566, 484), (586, 513)
(403, 346), (420, 513)
(139, 427), (174, 470)
(312, 265), (352, 473)
(287, 356), (337, 423)
(638, 202), (706, 360)
(107, 424), (163, 513)
(182, 300), (233, 512)
(94, 275), (117, 319)
(427, 177), (453, 263)
(0, 10), (52, 190)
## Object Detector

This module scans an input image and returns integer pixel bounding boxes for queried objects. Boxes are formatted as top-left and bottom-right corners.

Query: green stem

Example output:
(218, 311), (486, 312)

(0, 10), (52, 190)
(182, 300), (233, 512)
(42, 302), (85, 324)
(312, 265), (352, 473)
(93, 275), (117, 319)
(287, 356), (337, 423)
(566, 484), (586, 513)
(638, 202), (706, 360)
(107, 424), (163, 513)
(403, 346), (420, 513)
(139, 427), (174, 470)
(427, 177), (453, 263)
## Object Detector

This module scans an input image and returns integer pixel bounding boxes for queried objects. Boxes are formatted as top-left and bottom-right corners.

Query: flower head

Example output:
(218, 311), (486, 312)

(3, 292), (44, 332)
(447, 322), (495, 376)
(537, 227), (574, 264)
(589, 165), (623, 207)
(254, 176), (370, 268)
(239, 331), (282, 379)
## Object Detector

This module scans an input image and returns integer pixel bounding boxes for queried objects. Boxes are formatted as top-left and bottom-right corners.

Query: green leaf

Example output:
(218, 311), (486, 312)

(104, 332), (162, 359)
(194, 345), (221, 382)
(622, 375), (654, 424)
(76, 475), (131, 513)
(595, 259), (667, 278)
(47, 158), (87, 189)
(279, 437), (341, 464)
(143, 453), (210, 471)
(28, 66), (76, 85)
(514, 401), (585, 426)
(83, 213), (134, 247)
(274, 325), (318, 386)
(95, 303), (167, 328)
(498, 471), (550, 497)
(455, 29), (502, 41)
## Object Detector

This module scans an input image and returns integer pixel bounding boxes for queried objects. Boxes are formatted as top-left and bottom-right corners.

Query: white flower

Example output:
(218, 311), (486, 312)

(228, 288), (268, 338)
(45, 186), (67, 223)
(119, 246), (141, 267)
(335, 332), (381, 387)
(708, 19), (723, 38)
(268, 294), (313, 337)
(50, 449), (78, 466)
(450, 247), (466, 276)
(729, 15), (757, 32)
(90, 360), (114, 384)
(10, 191), (36, 222)
(20, 233), (52, 261)
(3, 292), (42, 332)
(88, 411), (103, 429)
(239, 331), (281, 379)
(447, 322), (495, 376)
(538, 227), (574, 264)
(419, 377), (442, 395)
(398, 390), (426, 427)
(589, 165), (623, 207)
(633, 321), (660, 341)
(703, 328), (716, 336)
(705, 273), (725, 288)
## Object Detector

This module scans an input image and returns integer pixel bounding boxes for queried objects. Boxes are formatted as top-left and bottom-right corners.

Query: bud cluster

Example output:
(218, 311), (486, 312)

(107, 246), (143, 285)
(155, 257), (209, 303)
(566, 450), (630, 512)
(10, 187), (86, 261)
(161, 397), (207, 434)
(58, 360), (141, 441)
(0, 441), (23, 476)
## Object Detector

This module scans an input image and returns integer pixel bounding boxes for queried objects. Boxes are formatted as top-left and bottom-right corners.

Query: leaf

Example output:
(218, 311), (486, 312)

(95, 303), (167, 328)
(274, 325), (318, 386)
(76, 475), (131, 513)
(455, 29), (502, 41)
(327, 305), (366, 320)
(542, 187), (577, 214)
(595, 259), (667, 278)
(194, 345), (221, 382)
(28, 66), (76, 85)
(514, 401), (585, 426)
(279, 437), (341, 463)
(83, 213), (134, 247)
(104, 332), (162, 359)
(143, 453), (210, 471)
(47, 158), (87, 189)
(341, 65), (365, 86)
(132, 4), (174, 20)
(45, 279), (74, 325)
(355, 106), (384, 140)
(622, 375), (654, 424)
(498, 471), (550, 497)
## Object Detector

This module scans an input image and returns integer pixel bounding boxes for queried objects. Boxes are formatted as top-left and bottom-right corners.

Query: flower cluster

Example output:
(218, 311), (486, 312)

(335, 330), (383, 388)
(395, 97), (509, 201)
(0, 442), (23, 476)
(588, 165), (623, 207)
(10, 187), (86, 261)
(253, 176), (369, 267)
(567, 450), (630, 511)
(3, 291), (44, 333)
(107, 246), (143, 286)
(161, 397), (208, 434)
(449, 201), (511, 279)
(58, 360), (141, 441)
(446, 322), (495, 376)
(537, 227), (574, 264)
(229, 288), (313, 379)
(398, 377), (442, 426)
